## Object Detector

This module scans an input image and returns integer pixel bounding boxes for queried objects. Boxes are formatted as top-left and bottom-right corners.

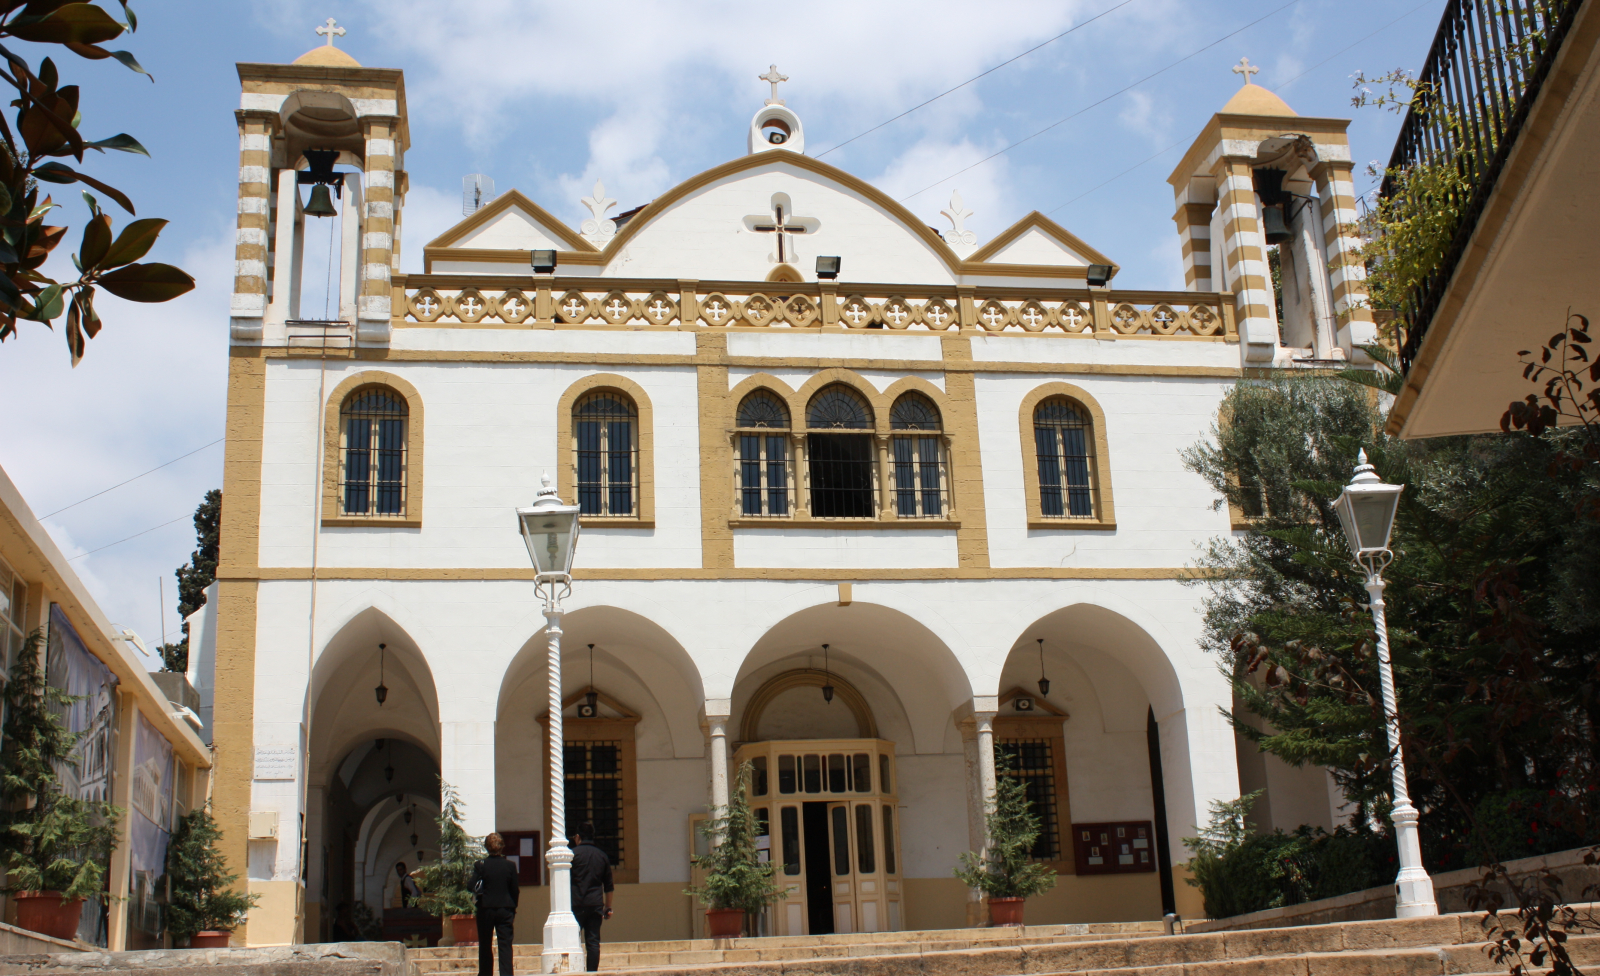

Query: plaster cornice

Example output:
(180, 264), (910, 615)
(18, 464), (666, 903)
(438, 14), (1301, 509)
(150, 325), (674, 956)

(967, 210), (1117, 271)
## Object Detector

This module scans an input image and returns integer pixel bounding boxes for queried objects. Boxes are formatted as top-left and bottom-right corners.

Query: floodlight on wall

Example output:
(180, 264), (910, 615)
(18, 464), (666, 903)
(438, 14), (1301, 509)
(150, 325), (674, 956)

(375, 643), (389, 705)
(1036, 638), (1051, 697)
(531, 250), (558, 274)
(821, 643), (835, 704)
(1086, 264), (1114, 287)
(816, 256), (841, 280)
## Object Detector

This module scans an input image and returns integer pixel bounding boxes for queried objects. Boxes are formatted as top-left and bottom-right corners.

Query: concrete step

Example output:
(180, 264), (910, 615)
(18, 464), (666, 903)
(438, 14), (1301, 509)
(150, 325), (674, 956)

(0, 943), (406, 976)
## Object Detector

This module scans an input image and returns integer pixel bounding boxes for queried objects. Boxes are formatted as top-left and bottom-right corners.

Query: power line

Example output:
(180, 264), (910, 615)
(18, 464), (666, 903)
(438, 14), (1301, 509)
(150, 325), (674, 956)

(68, 513), (191, 561)
(900, 0), (1303, 203)
(40, 436), (223, 519)
(813, 0), (1139, 159)
(1043, 0), (1438, 217)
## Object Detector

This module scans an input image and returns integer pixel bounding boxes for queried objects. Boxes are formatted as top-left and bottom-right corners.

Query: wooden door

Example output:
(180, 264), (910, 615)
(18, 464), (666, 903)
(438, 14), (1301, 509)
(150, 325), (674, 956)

(826, 801), (857, 934)
(849, 800), (885, 933)
(772, 803), (807, 935)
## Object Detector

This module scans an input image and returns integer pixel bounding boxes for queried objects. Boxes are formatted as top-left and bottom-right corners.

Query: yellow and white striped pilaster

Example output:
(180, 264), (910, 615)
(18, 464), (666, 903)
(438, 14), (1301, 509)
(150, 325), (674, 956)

(230, 113), (275, 339)
(1312, 160), (1378, 353)
(358, 118), (398, 340)
(1173, 201), (1216, 292)
(1214, 159), (1278, 361)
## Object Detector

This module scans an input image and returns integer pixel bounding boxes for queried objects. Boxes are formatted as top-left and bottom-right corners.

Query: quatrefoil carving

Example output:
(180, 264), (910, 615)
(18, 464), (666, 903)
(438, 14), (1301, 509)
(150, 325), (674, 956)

(977, 300), (1011, 332)
(598, 291), (634, 325)
(453, 287), (490, 323)
(840, 296), (872, 329)
(408, 288), (444, 323)
(699, 293), (733, 326)
(742, 294), (776, 326)
(496, 289), (533, 324)
(556, 291), (594, 324)
(920, 300), (955, 331)
(641, 293), (678, 325)
(1110, 303), (1144, 335)
(783, 295), (819, 327)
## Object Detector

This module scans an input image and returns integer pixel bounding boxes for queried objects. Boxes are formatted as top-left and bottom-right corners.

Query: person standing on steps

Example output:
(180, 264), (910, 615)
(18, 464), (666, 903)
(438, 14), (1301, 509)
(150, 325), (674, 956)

(471, 833), (519, 976)
(569, 821), (614, 973)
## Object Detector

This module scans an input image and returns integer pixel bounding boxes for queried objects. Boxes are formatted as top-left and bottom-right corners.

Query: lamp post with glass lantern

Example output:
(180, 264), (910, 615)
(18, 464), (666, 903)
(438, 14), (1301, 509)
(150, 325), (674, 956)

(517, 474), (584, 972)
(1333, 450), (1437, 918)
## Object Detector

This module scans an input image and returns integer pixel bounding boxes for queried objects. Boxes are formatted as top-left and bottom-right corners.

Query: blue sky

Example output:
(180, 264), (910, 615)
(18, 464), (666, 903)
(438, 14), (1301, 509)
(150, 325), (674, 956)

(0, 0), (1441, 664)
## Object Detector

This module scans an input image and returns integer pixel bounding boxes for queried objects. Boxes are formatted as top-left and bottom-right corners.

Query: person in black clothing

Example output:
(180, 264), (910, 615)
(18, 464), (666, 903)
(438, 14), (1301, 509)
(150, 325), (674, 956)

(471, 833), (520, 976)
(569, 821), (614, 973)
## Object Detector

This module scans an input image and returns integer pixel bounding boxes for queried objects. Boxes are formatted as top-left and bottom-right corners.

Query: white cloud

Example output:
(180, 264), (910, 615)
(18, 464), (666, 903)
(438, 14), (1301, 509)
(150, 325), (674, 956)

(872, 137), (1015, 243)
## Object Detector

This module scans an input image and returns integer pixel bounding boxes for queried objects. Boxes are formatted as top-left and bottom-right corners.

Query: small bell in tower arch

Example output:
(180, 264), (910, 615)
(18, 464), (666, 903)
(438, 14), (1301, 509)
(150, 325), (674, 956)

(304, 183), (338, 219)
(1261, 204), (1292, 245)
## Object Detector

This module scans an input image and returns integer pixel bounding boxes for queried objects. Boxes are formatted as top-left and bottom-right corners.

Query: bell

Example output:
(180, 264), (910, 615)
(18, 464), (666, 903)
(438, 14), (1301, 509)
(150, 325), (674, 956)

(304, 183), (338, 218)
(1262, 204), (1292, 245)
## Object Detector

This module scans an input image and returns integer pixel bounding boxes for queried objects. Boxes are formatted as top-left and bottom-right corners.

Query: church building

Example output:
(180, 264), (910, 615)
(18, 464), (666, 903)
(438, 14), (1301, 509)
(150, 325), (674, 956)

(210, 33), (1376, 945)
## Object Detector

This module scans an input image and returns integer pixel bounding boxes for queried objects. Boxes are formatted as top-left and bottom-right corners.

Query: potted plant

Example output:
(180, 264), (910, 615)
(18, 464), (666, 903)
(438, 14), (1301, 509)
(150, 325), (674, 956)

(166, 806), (259, 947)
(955, 755), (1057, 926)
(687, 762), (784, 938)
(0, 630), (122, 940)
(414, 781), (483, 946)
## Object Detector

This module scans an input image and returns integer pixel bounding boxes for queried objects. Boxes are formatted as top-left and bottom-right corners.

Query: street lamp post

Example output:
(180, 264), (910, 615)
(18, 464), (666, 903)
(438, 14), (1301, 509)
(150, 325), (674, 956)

(517, 474), (584, 972)
(1333, 450), (1437, 918)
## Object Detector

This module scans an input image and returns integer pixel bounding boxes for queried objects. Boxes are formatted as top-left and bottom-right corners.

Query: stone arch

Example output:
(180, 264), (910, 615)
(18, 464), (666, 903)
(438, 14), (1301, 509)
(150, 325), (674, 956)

(740, 668), (879, 742)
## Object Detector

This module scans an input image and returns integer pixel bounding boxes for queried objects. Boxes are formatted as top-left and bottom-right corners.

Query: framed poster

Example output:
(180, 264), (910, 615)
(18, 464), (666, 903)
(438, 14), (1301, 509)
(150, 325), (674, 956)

(1072, 821), (1157, 875)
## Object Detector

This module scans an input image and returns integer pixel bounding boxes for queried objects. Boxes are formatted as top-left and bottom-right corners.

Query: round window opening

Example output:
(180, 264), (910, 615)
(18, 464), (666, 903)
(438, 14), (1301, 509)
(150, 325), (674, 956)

(762, 119), (791, 145)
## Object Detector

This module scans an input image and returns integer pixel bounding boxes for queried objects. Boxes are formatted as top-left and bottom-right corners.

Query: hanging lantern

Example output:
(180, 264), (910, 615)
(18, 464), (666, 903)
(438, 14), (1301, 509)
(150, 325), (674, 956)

(410, 832), (419, 847)
(374, 643), (389, 706)
(581, 644), (600, 717)
(821, 643), (835, 703)
(1037, 638), (1051, 697)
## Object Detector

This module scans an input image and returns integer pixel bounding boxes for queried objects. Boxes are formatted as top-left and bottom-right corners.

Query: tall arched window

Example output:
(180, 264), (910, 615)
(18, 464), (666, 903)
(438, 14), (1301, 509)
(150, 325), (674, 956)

(806, 384), (875, 518)
(736, 391), (791, 517)
(1033, 397), (1096, 518)
(340, 386), (408, 516)
(889, 393), (947, 518)
(574, 391), (638, 517)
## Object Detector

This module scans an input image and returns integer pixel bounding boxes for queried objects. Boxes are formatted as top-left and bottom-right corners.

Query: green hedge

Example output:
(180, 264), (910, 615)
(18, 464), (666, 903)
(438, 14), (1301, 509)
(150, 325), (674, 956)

(1188, 825), (1392, 919)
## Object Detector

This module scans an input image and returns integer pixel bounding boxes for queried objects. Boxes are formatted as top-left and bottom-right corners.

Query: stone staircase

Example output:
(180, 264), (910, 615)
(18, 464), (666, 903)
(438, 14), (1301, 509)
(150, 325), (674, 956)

(405, 912), (1599, 976)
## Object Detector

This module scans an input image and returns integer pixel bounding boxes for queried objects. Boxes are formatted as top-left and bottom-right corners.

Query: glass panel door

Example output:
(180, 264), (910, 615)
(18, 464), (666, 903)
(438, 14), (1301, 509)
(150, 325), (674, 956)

(826, 801), (856, 934)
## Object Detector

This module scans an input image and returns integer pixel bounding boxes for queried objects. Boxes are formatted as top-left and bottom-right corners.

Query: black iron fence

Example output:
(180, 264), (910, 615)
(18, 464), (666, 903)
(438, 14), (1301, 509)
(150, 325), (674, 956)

(1386, 0), (1585, 372)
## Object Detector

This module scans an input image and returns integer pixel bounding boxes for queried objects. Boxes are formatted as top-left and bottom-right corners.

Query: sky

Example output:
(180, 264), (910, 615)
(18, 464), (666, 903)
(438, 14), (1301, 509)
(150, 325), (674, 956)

(0, 0), (1441, 667)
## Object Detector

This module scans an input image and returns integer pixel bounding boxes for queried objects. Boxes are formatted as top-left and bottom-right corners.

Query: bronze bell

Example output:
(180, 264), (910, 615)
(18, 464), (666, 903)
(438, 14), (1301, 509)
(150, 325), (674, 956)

(1262, 204), (1292, 245)
(304, 183), (338, 218)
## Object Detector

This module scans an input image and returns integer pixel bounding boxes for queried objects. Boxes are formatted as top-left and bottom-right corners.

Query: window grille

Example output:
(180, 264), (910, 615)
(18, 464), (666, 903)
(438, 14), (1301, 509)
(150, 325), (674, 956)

(1033, 397), (1096, 519)
(889, 393), (946, 518)
(574, 392), (638, 517)
(806, 385), (875, 518)
(564, 739), (624, 869)
(997, 738), (1060, 861)
(340, 387), (407, 516)
(737, 391), (791, 516)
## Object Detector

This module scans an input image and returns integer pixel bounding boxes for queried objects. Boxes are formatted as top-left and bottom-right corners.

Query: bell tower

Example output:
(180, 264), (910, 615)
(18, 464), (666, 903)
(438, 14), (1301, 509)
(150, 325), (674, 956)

(230, 24), (408, 347)
(1167, 61), (1375, 365)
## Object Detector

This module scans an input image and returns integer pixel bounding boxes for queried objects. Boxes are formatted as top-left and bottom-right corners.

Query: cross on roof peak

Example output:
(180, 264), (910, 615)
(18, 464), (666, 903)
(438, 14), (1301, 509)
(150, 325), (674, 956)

(1232, 56), (1260, 87)
(760, 64), (788, 106)
(316, 17), (346, 47)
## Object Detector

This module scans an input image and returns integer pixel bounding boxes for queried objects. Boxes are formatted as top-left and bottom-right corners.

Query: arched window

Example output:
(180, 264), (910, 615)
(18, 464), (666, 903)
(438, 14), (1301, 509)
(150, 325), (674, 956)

(1033, 397), (1096, 518)
(340, 386), (408, 516)
(806, 385), (875, 518)
(736, 391), (791, 517)
(889, 393), (947, 518)
(574, 391), (638, 517)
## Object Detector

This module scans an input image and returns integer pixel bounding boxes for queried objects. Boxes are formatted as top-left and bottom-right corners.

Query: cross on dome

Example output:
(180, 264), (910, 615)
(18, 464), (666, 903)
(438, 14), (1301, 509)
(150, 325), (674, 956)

(1232, 57), (1260, 87)
(760, 64), (789, 106)
(316, 17), (346, 47)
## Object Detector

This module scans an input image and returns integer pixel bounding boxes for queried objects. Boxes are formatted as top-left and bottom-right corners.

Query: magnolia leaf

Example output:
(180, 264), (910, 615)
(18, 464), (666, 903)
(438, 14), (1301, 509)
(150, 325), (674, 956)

(98, 216), (164, 268)
(30, 164), (134, 214)
(77, 210), (109, 269)
(6, 3), (125, 45)
(94, 261), (193, 302)
(83, 132), (146, 155)
(105, 48), (146, 77)
(33, 281), (62, 320)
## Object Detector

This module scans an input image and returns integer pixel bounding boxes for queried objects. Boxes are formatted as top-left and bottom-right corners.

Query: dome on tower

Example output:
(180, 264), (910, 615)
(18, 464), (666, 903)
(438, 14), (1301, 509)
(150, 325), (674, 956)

(293, 45), (362, 67)
(1221, 83), (1297, 117)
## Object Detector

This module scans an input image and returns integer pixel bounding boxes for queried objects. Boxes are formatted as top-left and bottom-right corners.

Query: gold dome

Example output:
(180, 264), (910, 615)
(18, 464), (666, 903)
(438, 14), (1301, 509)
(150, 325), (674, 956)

(292, 45), (361, 68)
(1221, 83), (1297, 117)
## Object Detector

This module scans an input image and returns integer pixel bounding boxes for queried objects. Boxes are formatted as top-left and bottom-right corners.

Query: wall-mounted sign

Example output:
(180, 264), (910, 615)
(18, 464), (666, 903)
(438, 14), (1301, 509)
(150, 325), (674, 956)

(1072, 820), (1156, 875)
(253, 745), (298, 781)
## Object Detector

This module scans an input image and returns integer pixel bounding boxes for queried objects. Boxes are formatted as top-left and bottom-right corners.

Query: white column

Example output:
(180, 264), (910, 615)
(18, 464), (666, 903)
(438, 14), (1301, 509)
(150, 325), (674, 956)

(962, 699), (999, 925)
(338, 173), (363, 324)
(440, 719), (497, 838)
(705, 700), (732, 820)
(266, 167), (301, 324)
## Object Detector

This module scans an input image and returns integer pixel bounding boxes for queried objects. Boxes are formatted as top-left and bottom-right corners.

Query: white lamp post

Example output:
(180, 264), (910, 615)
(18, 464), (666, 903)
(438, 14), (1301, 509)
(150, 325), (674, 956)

(1333, 449), (1437, 918)
(517, 474), (584, 972)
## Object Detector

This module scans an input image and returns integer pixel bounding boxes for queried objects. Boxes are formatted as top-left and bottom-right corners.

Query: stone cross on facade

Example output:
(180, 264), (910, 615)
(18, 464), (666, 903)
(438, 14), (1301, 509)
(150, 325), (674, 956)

(748, 201), (811, 264)
(316, 17), (346, 47)
(1232, 57), (1259, 87)
(760, 65), (789, 106)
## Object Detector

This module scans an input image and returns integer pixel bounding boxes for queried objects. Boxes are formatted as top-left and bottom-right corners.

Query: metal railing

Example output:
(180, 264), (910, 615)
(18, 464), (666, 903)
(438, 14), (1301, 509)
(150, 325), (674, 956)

(1386, 0), (1586, 372)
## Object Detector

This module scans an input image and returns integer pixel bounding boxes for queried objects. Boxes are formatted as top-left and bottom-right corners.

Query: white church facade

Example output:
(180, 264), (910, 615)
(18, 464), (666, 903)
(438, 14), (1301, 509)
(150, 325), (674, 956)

(209, 38), (1377, 945)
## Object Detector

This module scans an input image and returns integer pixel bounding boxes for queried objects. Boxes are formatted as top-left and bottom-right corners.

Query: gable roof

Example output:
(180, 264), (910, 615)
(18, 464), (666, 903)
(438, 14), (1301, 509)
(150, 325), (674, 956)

(968, 211), (1117, 272)
(426, 188), (596, 253)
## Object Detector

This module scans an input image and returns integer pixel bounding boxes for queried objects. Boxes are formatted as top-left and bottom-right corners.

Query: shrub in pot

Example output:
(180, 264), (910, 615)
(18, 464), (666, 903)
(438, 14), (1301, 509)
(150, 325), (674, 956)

(0, 631), (122, 940)
(687, 762), (784, 938)
(414, 781), (484, 945)
(166, 806), (258, 947)
(955, 754), (1057, 926)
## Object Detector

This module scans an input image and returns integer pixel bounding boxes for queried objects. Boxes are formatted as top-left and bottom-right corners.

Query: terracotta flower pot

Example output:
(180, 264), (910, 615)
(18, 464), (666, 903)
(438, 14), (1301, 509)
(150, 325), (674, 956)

(705, 907), (745, 939)
(450, 914), (478, 946)
(989, 896), (1025, 927)
(14, 891), (84, 941)
(189, 930), (232, 948)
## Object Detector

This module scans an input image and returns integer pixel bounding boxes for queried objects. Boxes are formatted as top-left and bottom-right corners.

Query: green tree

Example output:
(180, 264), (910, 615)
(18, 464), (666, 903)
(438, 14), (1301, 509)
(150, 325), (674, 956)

(687, 762), (785, 917)
(164, 806), (257, 941)
(413, 781), (482, 918)
(0, 2), (195, 365)
(954, 755), (1058, 900)
(0, 629), (121, 897)
(157, 488), (220, 672)
(1183, 373), (1600, 872)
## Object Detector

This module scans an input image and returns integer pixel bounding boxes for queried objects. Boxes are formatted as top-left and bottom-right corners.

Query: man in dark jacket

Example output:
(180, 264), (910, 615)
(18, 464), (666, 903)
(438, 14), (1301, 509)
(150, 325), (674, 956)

(471, 833), (520, 976)
(569, 822), (614, 973)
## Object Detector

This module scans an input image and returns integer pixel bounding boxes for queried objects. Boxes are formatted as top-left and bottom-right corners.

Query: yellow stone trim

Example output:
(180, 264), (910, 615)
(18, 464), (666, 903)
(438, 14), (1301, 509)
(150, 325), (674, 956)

(555, 373), (656, 526)
(967, 210), (1117, 272)
(229, 566), (1206, 581)
(213, 580), (259, 945)
(939, 336), (991, 567)
(729, 516), (961, 530)
(321, 370), (426, 526)
(1018, 382), (1117, 530)
(739, 669), (879, 742)
(424, 188), (598, 254)
(220, 352), (265, 577)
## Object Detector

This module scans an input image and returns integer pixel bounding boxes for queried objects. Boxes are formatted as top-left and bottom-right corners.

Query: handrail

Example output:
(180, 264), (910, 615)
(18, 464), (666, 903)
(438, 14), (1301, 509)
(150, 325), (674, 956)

(1385, 0), (1585, 371)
